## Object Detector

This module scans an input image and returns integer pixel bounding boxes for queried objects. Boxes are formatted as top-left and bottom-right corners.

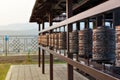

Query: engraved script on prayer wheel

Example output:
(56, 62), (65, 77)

(54, 33), (58, 49)
(116, 26), (120, 60)
(78, 28), (93, 58)
(69, 31), (78, 53)
(58, 32), (66, 49)
(93, 27), (115, 63)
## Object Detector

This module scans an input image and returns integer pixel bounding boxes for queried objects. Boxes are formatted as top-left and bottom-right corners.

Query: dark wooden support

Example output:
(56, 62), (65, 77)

(49, 12), (53, 80)
(38, 23), (41, 67)
(96, 15), (103, 27)
(76, 22), (80, 30)
(85, 19), (89, 29)
(93, 18), (97, 29)
(113, 8), (120, 28)
(76, 22), (80, 62)
(42, 20), (45, 74)
(66, 0), (73, 80)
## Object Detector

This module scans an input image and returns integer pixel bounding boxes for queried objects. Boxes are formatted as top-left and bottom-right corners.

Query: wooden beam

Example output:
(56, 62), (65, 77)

(39, 0), (120, 33)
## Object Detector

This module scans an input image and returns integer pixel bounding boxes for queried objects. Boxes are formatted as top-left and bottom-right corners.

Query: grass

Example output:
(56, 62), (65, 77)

(0, 64), (11, 80)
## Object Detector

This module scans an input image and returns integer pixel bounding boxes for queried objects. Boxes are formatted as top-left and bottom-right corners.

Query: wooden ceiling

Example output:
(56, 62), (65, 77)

(29, 0), (108, 23)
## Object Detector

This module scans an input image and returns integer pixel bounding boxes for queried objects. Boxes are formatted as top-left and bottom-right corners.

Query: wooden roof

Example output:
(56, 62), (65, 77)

(29, 0), (107, 23)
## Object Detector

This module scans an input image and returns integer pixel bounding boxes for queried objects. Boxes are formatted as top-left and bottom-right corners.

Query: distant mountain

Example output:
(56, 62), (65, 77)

(0, 23), (38, 35)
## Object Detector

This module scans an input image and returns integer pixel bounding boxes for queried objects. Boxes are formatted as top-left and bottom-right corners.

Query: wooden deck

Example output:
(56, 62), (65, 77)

(5, 64), (89, 80)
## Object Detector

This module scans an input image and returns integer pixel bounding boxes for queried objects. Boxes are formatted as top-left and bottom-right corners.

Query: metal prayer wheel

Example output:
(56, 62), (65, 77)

(50, 33), (54, 47)
(116, 26), (120, 60)
(54, 33), (58, 49)
(93, 27), (116, 63)
(43, 35), (49, 46)
(78, 28), (93, 58)
(69, 31), (78, 53)
(58, 32), (66, 49)
(38, 35), (41, 45)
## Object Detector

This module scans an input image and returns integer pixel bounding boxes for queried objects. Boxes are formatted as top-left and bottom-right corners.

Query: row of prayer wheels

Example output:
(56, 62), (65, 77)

(38, 27), (116, 63)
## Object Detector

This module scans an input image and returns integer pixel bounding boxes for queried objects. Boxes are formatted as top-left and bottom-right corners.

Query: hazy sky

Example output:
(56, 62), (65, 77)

(0, 0), (35, 26)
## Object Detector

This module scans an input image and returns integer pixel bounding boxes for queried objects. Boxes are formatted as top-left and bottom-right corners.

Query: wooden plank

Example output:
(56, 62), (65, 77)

(10, 66), (19, 80)
(24, 65), (33, 80)
(30, 65), (40, 80)
(18, 65), (25, 80)
(39, 0), (120, 33)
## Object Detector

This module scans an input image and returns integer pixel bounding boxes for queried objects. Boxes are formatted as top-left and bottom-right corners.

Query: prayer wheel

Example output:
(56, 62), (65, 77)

(43, 35), (49, 46)
(93, 27), (116, 63)
(50, 33), (54, 47)
(38, 35), (41, 45)
(78, 28), (93, 58)
(58, 32), (66, 49)
(116, 26), (120, 60)
(69, 31), (78, 53)
(39, 35), (49, 46)
(49, 34), (51, 46)
(54, 33), (59, 49)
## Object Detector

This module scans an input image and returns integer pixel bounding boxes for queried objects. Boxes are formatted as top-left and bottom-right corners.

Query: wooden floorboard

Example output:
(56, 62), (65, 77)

(6, 64), (89, 80)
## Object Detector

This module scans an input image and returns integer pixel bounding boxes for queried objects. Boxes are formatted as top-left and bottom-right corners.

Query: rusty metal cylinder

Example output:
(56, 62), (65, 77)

(78, 28), (93, 58)
(116, 26), (120, 60)
(58, 32), (66, 49)
(93, 27), (116, 63)
(69, 31), (78, 53)
(54, 33), (59, 49)
(39, 35), (49, 46)
(50, 33), (54, 47)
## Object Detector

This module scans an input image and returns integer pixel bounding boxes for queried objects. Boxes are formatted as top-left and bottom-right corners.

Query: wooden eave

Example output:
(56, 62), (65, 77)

(29, 0), (108, 23)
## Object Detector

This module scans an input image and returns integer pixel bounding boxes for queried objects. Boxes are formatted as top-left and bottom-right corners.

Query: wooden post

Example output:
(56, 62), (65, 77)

(113, 8), (120, 28)
(96, 15), (103, 27)
(49, 12), (53, 80)
(66, 0), (73, 80)
(38, 23), (41, 67)
(76, 22), (80, 62)
(42, 20), (45, 74)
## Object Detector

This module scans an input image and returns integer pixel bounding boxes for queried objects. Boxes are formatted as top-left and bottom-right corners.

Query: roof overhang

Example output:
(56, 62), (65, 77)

(29, 0), (108, 23)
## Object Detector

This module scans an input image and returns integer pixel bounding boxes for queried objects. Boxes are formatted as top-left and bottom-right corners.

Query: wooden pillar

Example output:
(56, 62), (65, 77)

(113, 8), (120, 28)
(85, 19), (89, 29)
(49, 12), (53, 80)
(76, 22), (80, 30)
(96, 15), (103, 27)
(66, 0), (73, 80)
(76, 22), (80, 62)
(42, 20), (45, 74)
(38, 23), (41, 67)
